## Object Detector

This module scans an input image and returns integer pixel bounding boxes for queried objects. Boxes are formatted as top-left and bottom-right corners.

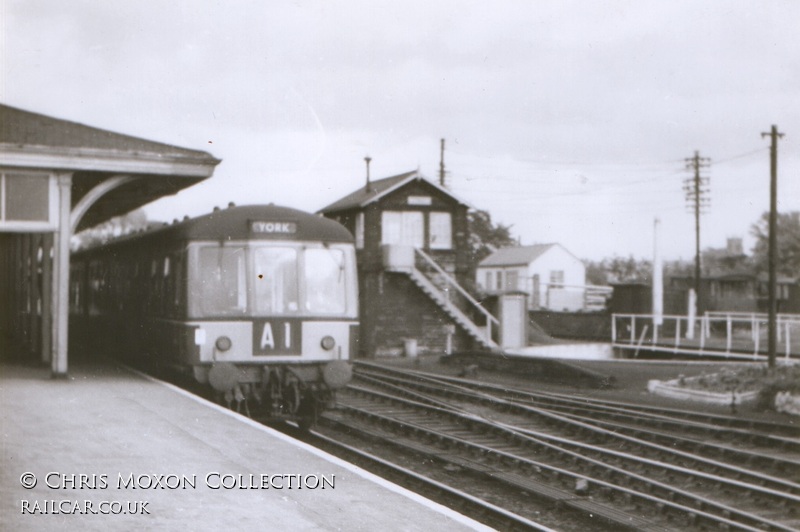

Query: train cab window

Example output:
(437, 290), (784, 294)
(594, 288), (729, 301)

(197, 246), (248, 315)
(303, 248), (346, 314)
(252, 247), (298, 315)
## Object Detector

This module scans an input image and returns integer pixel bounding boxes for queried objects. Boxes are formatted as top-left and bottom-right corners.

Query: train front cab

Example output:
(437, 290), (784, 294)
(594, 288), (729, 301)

(182, 239), (358, 425)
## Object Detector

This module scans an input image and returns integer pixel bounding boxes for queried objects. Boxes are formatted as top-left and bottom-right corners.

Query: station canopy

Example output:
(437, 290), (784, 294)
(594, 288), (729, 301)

(0, 103), (220, 230)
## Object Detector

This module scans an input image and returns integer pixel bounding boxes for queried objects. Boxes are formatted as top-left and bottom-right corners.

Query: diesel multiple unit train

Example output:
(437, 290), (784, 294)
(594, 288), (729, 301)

(70, 204), (359, 427)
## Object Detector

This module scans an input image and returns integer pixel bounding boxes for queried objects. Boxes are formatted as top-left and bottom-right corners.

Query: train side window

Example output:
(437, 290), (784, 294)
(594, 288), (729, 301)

(173, 253), (183, 309)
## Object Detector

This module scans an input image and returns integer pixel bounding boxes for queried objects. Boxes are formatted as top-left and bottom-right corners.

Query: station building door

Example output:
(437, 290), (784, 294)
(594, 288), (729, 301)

(0, 232), (54, 363)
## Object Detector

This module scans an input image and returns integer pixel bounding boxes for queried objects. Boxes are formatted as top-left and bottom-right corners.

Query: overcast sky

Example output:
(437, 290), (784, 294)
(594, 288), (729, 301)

(3, 0), (798, 261)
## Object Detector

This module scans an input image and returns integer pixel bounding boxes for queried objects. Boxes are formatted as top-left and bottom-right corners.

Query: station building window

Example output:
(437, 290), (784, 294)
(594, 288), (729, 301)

(0, 172), (56, 230)
(505, 270), (518, 291)
(549, 270), (564, 288)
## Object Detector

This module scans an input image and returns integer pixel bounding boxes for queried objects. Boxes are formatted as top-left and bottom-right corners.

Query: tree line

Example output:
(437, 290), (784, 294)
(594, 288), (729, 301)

(468, 209), (800, 285)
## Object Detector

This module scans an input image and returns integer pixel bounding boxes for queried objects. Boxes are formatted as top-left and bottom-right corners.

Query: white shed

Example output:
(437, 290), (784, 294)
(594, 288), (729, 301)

(476, 244), (587, 311)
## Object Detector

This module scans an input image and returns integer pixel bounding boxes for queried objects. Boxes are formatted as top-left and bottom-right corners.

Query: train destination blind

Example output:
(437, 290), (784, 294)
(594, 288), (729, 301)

(250, 221), (298, 234)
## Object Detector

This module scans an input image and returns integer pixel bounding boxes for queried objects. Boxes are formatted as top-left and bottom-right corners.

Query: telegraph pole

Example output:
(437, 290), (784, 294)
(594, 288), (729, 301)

(762, 125), (784, 369)
(439, 138), (447, 187)
(684, 151), (711, 313)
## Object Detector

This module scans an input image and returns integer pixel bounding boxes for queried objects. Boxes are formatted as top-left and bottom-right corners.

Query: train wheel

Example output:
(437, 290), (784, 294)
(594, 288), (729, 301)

(284, 379), (301, 415)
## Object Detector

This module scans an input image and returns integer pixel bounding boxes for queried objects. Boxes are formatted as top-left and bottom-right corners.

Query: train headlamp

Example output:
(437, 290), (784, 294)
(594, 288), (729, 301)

(215, 336), (233, 352)
(320, 335), (336, 351)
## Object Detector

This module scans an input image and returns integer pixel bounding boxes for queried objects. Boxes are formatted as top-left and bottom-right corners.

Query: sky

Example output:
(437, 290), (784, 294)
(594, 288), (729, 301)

(2, 0), (799, 261)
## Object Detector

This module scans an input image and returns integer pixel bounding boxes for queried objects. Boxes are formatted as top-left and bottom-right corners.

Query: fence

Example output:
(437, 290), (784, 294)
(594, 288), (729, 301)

(517, 279), (612, 312)
(611, 312), (800, 360)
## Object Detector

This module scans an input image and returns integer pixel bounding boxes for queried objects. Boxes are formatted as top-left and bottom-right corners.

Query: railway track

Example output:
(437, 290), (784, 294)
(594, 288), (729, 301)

(277, 422), (558, 531)
(310, 363), (800, 531)
(355, 363), (800, 481)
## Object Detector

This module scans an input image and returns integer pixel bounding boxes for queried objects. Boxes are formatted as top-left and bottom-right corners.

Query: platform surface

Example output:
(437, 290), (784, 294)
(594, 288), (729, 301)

(0, 360), (489, 531)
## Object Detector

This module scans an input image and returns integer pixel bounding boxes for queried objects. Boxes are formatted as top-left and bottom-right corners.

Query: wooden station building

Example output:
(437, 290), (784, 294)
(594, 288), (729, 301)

(0, 104), (220, 375)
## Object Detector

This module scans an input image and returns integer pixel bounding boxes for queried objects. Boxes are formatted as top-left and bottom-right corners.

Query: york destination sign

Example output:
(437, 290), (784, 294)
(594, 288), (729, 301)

(249, 220), (297, 234)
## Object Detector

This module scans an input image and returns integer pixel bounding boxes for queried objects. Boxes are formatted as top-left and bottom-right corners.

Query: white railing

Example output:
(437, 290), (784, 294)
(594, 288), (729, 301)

(414, 248), (499, 341)
(705, 311), (800, 324)
(611, 312), (800, 360)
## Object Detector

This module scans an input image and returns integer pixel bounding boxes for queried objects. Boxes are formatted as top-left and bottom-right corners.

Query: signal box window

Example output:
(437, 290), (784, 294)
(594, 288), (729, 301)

(382, 211), (423, 247)
(355, 212), (365, 249)
(429, 212), (452, 249)
(549, 270), (564, 288)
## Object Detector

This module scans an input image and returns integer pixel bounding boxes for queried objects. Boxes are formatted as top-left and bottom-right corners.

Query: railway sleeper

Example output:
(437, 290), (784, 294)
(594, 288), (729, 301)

(566, 499), (662, 532)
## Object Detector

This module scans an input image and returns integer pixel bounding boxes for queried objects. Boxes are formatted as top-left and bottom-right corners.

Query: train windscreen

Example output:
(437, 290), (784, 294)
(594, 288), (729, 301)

(252, 246), (298, 314)
(303, 248), (346, 314)
(197, 246), (248, 315)
(190, 243), (352, 318)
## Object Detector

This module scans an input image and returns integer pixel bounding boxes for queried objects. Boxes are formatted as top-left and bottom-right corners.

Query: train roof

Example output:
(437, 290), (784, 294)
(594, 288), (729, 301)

(79, 204), (354, 252)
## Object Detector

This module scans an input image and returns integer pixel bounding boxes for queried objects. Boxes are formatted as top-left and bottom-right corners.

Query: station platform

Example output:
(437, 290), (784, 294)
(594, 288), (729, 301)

(0, 360), (489, 531)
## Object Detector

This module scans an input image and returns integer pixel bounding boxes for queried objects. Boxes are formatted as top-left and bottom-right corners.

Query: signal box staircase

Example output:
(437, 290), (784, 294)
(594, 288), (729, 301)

(382, 245), (499, 351)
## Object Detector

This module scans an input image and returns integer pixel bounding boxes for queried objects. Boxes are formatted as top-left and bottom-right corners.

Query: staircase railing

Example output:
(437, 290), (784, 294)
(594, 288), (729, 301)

(413, 247), (499, 342)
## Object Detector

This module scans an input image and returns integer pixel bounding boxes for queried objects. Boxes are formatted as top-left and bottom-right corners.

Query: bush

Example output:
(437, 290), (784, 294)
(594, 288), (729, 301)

(756, 365), (800, 411)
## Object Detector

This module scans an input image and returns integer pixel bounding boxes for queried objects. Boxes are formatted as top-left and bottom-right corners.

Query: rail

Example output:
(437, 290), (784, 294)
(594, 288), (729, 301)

(413, 247), (499, 339)
(612, 313), (800, 360)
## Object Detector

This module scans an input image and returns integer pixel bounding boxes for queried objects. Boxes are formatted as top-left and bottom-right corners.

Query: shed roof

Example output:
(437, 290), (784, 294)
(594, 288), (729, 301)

(478, 244), (561, 267)
(318, 170), (469, 213)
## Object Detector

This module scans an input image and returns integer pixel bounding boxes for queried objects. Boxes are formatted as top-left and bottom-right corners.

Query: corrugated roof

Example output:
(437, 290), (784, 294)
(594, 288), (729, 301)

(0, 103), (218, 162)
(478, 244), (558, 267)
(318, 170), (470, 213)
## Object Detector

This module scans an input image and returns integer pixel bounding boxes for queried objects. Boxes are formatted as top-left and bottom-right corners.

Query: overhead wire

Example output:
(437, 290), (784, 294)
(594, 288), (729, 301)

(446, 146), (769, 205)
